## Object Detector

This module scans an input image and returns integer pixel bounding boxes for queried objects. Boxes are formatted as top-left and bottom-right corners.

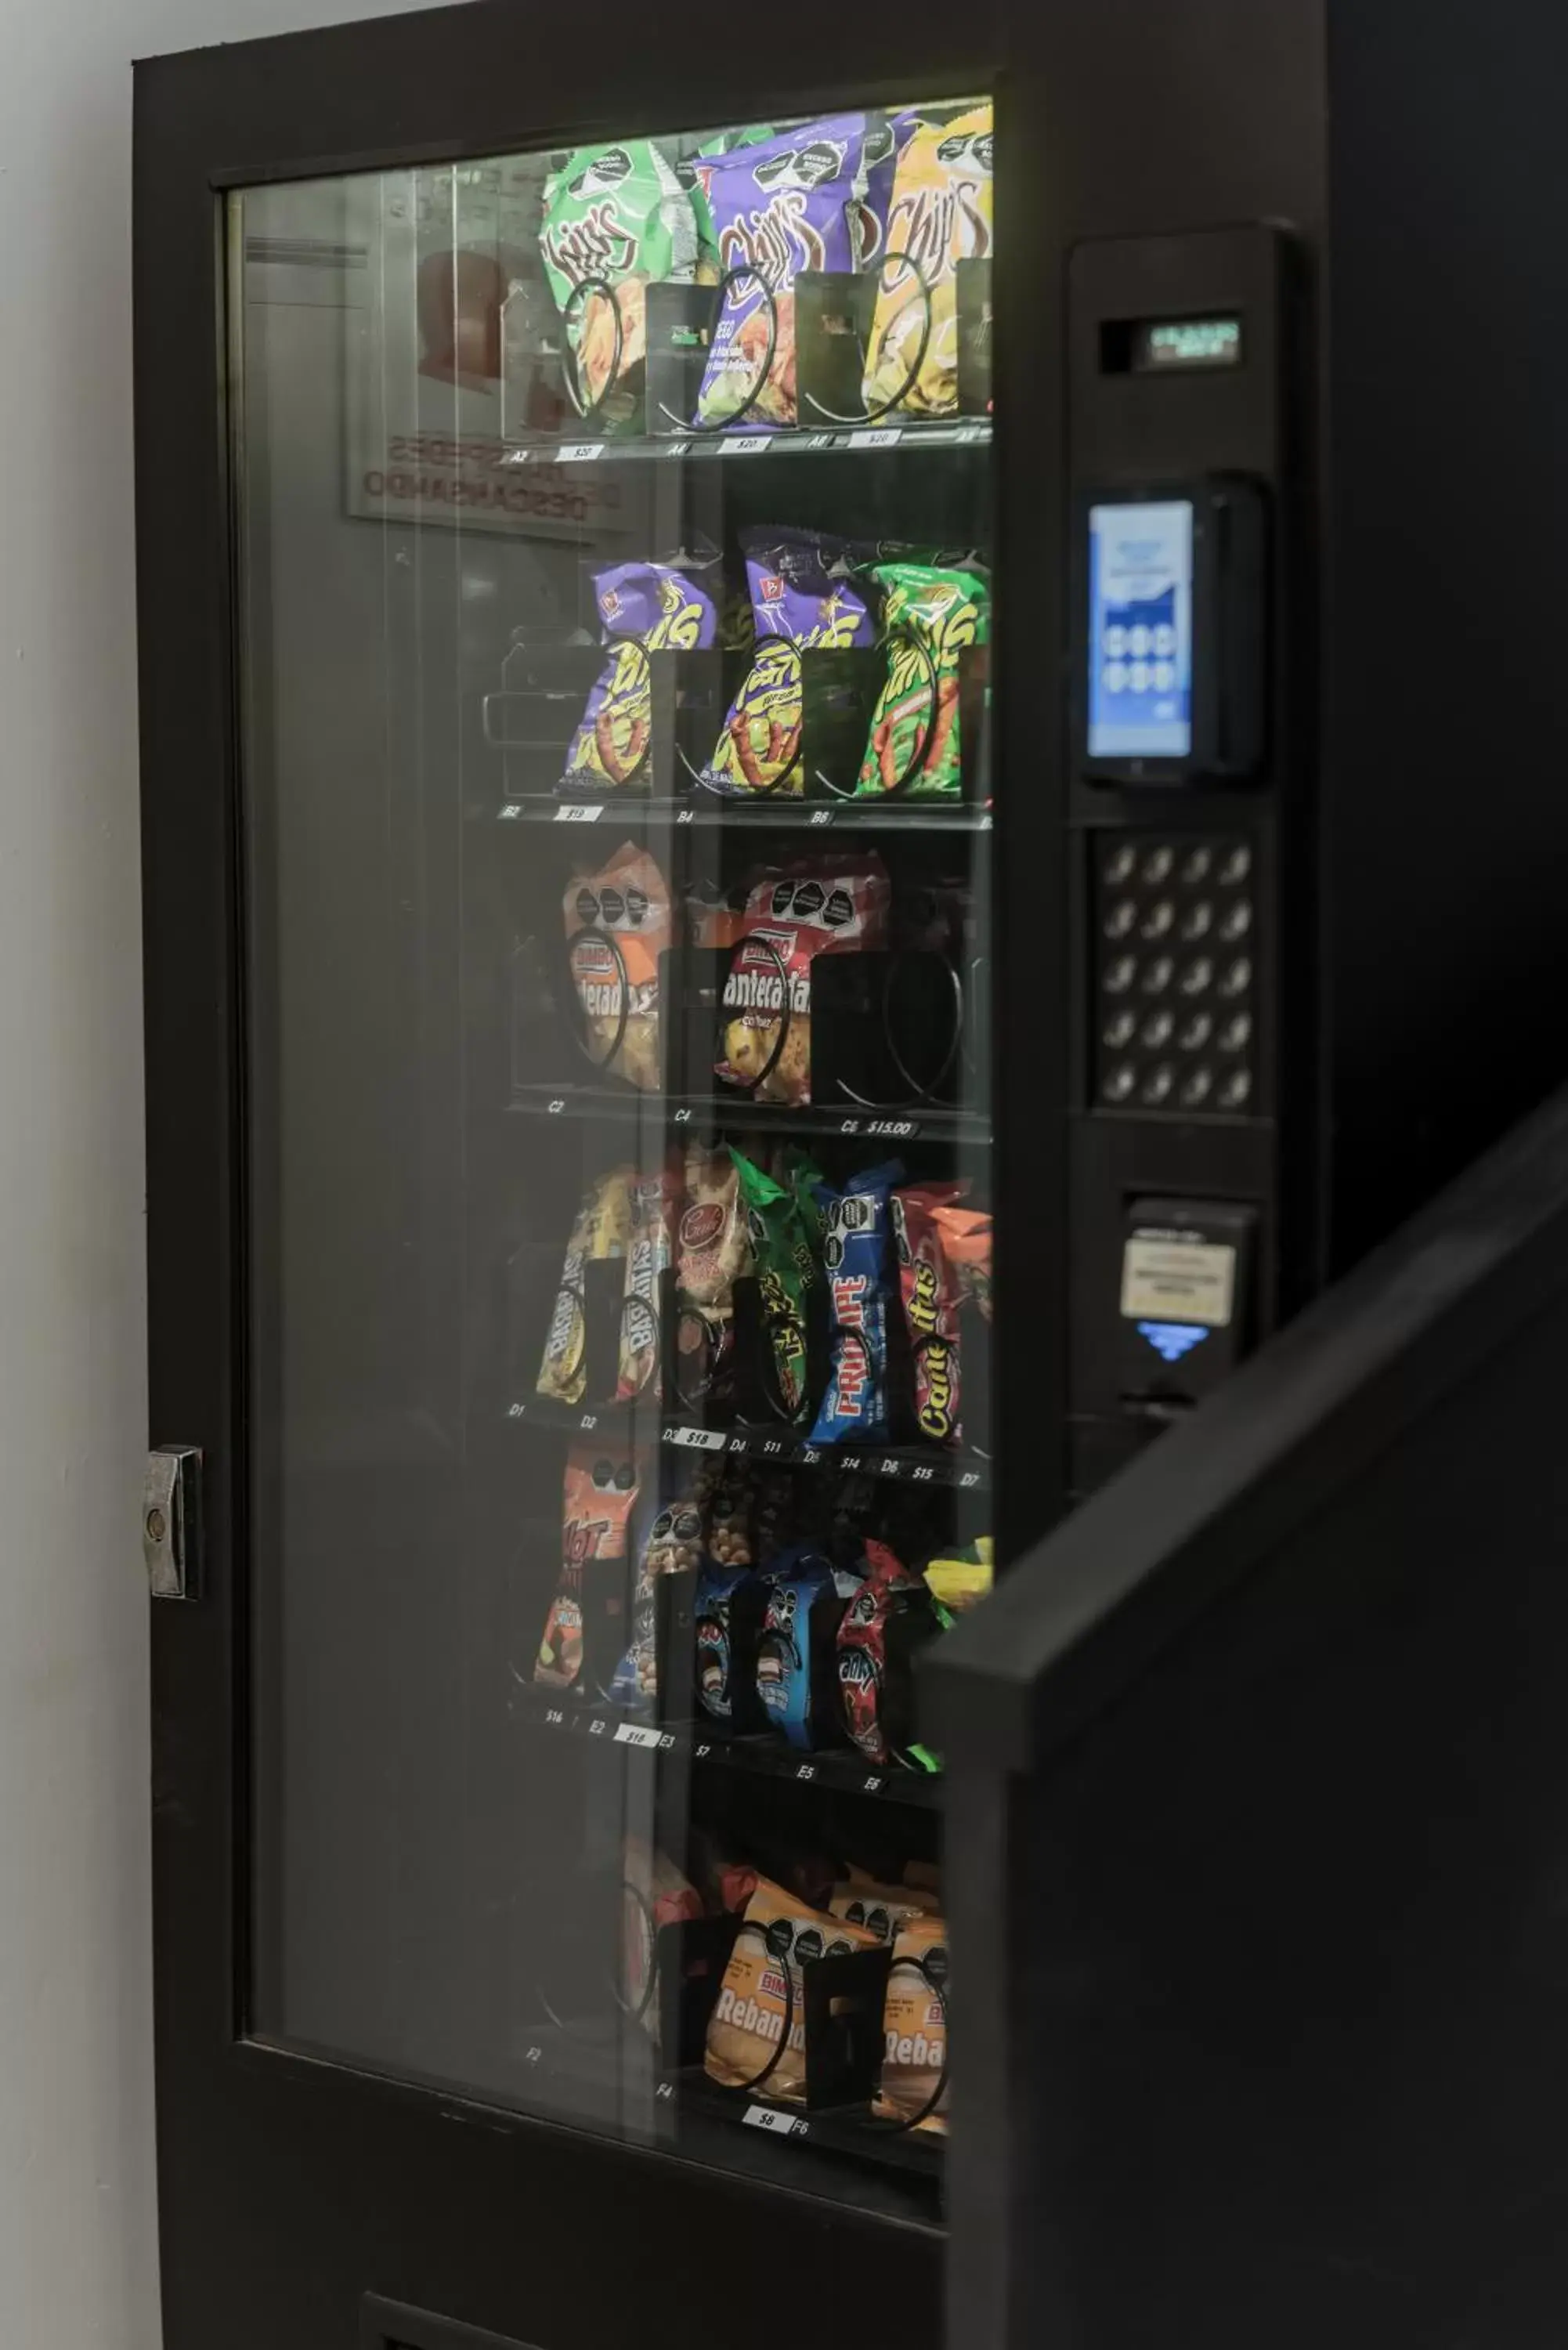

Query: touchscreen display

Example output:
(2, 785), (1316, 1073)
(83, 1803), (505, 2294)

(1088, 501), (1194, 760)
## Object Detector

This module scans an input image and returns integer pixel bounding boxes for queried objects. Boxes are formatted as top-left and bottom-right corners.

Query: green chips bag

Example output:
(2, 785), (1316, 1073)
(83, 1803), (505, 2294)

(732, 1148), (815, 1423)
(857, 563), (990, 799)
(540, 142), (716, 423)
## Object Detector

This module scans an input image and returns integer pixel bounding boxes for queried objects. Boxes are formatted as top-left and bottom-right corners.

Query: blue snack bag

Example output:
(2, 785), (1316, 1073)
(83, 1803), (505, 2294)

(811, 1161), (905, 1445)
(694, 1556), (769, 1731)
(756, 1546), (859, 1750)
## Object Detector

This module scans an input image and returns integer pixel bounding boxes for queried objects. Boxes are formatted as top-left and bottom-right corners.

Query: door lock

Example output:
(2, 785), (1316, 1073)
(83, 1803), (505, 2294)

(144, 1447), (202, 1600)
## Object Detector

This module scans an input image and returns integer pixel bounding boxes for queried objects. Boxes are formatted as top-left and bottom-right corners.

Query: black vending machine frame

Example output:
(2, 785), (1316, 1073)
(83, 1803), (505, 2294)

(134, 1), (1344, 2345)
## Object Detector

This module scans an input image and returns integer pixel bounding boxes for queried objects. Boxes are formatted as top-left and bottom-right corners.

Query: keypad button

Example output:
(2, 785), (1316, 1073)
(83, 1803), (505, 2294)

(1218, 957), (1253, 1000)
(1104, 956), (1138, 995)
(1219, 1068), (1254, 1112)
(1104, 1064), (1137, 1104)
(1104, 842), (1137, 887)
(1180, 1013), (1214, 1053)
(1180, 958), (1214, 997)
(1180, 1068), (1213, 1108)
(1104, 899), (1137, 939)
(1141, 900), (1175, 941)
(1142, 1010), (1174, 1050)
(1142, 846), (1175, 886)
(1141, 956), (1175, 996)
(1219, 1013), (1252, 1054)
(1180, 847), (1212, 886)
(1219, 844), (1252, 887)
(1180, 902), (1213, 942)
(1142, 1065), (1176, 1107)
(1103, 1010), (1138, 1051)
(1219, 900), (1253, 943)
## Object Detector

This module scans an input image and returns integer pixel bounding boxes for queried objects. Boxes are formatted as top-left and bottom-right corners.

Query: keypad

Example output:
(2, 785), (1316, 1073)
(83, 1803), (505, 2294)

(1092, 833), (1259, 1117)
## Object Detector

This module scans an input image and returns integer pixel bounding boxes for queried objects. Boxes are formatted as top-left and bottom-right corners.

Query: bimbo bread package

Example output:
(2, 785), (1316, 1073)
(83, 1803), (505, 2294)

(705, 1877), (879, 2102)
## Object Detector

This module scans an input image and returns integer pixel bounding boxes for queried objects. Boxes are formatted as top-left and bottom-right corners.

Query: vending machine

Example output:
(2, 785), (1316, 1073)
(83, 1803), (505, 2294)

(134, 1), (1568, 2344)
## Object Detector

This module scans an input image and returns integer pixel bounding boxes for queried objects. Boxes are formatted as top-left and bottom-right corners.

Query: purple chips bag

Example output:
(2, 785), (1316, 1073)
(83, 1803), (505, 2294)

(694, 115), (871, 431)
(564, 562), (718, 789)
(702, 530), (876, 797)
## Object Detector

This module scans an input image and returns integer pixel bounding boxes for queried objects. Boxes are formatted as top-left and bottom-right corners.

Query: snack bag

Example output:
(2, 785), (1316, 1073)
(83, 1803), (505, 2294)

(811, 1161), (905, 1445)
(564, 844), (671, 1092)
(672, 1146), (753, 1411)
(732, 1148), (815, 1422)
(717, 855), (891, 1106)
(623, 1839), (704, 2042)
(934, 1202), (993, 1321)
(757, 1547), (858, 1751)
(702, 531), (876, 798)
(837, 1538), (945, 1765)
(858, 563), (989, 799)
(694, 1556), (768, 1730)
(610, 1477), (705, 1713)
(536, 1444), (641, 1694)
(541, 143), (716, 421)
(565, 563), (718, 790)
(617, 1163), (677, 1401)
(705, 1878), (880, 2102)
(875, 1914), (950, 2133)
(830, 1879), (930, 1941)
(537, 1166), (635, 1404)
(784, 1146), (830, 1255)
(863, 103), (993, 418)
(695, 116), (873, 429)
(894, 1182), (969, 1447)
(925, 1536), (995, 1618)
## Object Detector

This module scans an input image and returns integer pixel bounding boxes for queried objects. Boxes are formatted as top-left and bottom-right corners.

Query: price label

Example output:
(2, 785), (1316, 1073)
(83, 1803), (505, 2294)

(665, 1425), (727, 1452)
(911, 1465), (935, 1484)
(841, 1456), (863, 1473)
(742, 2105), (808, 2136)
(544, 1708), (565, 1726)
(558, 442), (605, 462)
(849, 427), (901, 450)
(614, 1723), (665, 1750)
(866, 1119), (917, 1139)
(761, 1438), (787, 1459)
(722, 436), (770, 456)
(555, 802), (604, 823)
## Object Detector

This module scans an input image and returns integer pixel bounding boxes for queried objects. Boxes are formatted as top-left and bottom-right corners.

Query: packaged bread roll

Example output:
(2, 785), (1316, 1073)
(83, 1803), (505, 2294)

(874, 1912), (949, 2134)
(705, 1878), (879, 2103)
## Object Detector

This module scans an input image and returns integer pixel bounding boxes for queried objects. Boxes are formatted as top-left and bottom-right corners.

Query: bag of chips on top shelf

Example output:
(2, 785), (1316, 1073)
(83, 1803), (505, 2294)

(541, 141), (717, 424)
(563, 843), (671, 1093)
(705, 1878), (880, 2102)
(857, 562), (989, 800)
(702, 530), (877, 797)
(564, 562), (718, 790)
(875, 1913), (950, 2133)
(694, 114), (875, 430)
(732, 1147), (816, 1423)
(536, 1443), (641, 1696)
(811, 1159), (905, 1446)
(717, 854), (891, 1107)
(862, 102), (993, 418)
(537, 1165), (636, 1405)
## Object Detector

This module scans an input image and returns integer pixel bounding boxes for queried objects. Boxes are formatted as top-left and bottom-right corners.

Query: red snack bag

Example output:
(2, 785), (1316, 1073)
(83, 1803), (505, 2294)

(892, 1182), (968, 1447)
(836, 1538), (943, 1766)
(717, 855), (891, 1107)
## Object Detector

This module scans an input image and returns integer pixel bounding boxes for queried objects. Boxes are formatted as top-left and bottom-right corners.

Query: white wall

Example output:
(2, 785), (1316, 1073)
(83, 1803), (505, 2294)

(0, 2), (442, 2343)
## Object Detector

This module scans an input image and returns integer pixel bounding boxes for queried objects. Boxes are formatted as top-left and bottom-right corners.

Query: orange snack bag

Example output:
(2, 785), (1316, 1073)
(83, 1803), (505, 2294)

(565, 844), (670, 1092)
(874, 1913), (949, 2134)
(705, 1878), (878, 2104)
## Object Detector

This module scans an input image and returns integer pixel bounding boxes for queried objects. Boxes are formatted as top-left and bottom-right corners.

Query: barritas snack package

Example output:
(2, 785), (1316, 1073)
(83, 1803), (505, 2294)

(875, 1913), (950, 2133)
(564, 563), (717, 790)
(701, 531), (876, 798)
(695, 117), (874, 430)
(535, 1444), (641, 1696)
(705, 1878), (879, 2102)
(537, 1166), (635, 1405)
(541, 143), (716, 423)
(732, 1147), (815, 1423)
(717, 855), (891, 1106)
(858, 562), (989, 799)
(862, 103), (993, 418)
(893, 1181), (969, 1446)
(811, 1160), (905, 1445)
(564, 844), (671, 1092)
